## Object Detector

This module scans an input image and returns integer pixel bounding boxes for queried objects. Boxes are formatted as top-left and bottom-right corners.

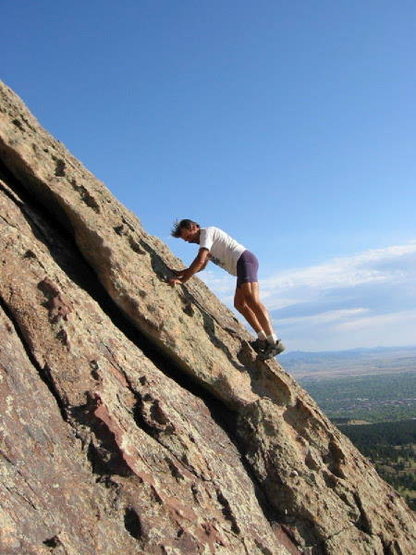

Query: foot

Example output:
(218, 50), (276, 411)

(258, 339), (285, 360)
(249, 338), (267, 354)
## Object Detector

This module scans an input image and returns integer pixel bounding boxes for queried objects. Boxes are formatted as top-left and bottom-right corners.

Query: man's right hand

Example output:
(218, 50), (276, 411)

(168, 277), (183, 287)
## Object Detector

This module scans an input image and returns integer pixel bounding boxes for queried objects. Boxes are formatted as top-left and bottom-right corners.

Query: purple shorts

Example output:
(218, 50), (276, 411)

(236, 250), (259, 288)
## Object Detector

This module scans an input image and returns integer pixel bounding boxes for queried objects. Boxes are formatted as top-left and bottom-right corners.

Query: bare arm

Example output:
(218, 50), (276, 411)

(168, 248), (210, 285)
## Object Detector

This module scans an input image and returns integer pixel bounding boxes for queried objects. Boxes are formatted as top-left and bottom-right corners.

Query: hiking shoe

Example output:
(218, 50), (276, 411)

(249, 338), (267, 354)
(258, 339), (285, 360)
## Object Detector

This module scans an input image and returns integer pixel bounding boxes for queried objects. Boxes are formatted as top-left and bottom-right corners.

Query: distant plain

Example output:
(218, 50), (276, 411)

(283, 346), (416, 509)
(281, 346), (416, 379)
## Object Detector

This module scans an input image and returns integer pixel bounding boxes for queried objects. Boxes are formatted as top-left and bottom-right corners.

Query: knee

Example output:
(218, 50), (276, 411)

(245, 295), (260, 310)
(234, 298), (246, 313)
(247, 297), (267, 315)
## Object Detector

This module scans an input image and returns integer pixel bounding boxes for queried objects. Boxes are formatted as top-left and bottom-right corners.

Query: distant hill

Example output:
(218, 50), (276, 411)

(281, 345), (416, 378)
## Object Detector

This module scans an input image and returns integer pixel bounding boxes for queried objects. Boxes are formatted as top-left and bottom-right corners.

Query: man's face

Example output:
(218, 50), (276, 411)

(179, 224), (200, 243)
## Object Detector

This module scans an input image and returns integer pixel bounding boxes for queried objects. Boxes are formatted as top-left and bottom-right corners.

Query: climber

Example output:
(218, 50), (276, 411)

(168, 219), (285, 360)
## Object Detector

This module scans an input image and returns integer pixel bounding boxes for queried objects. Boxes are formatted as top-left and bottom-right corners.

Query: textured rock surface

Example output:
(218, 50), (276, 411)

(0, 80), (415, 554)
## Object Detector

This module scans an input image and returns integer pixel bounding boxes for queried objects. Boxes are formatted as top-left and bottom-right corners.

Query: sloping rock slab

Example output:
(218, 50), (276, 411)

(1, 80), (415, 553)
(0, 176), (291, 553)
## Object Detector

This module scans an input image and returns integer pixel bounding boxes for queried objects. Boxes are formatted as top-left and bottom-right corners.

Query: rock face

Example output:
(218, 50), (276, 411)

(0, 81), (415, 554)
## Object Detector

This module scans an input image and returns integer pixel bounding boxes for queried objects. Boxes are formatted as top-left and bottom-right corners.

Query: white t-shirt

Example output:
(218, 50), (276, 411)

(199, 227), (246, 276)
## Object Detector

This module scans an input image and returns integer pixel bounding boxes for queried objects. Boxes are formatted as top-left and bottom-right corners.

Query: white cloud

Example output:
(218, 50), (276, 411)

(262, 241), (416, 296)
(201, 269), (235, 295)
(335, 309), (416, 332)
(282, 308), (369, 326)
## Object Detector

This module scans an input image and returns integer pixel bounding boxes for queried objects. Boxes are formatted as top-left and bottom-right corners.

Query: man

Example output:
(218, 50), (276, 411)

(168, 219), (285, 360)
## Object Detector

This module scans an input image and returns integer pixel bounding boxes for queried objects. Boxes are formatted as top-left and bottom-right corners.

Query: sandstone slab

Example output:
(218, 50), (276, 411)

(1, 80), (415, 553)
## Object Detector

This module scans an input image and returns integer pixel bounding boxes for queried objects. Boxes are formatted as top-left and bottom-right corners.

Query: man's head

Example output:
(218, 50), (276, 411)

(171, 219), (201, 243)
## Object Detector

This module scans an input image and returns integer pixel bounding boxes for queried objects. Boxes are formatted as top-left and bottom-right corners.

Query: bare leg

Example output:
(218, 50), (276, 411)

(234, 282), (274, 336)
(234, 286), (263, 332)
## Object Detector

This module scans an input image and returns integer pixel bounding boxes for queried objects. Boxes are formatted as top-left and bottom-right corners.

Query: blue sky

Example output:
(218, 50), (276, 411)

(2, 1), (415, 351)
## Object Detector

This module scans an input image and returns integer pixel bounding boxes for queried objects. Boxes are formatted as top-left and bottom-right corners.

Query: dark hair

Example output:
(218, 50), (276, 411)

(171, 219), (200, 238)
